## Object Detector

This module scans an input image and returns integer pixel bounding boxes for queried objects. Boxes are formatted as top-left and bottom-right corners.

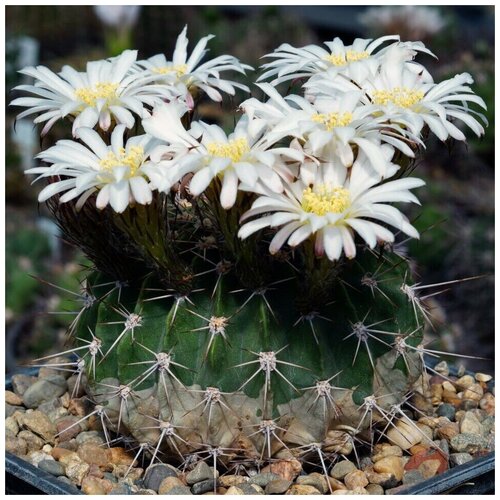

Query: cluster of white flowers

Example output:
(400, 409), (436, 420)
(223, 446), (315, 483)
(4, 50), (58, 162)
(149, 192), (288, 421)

(14, 32), (486, 262)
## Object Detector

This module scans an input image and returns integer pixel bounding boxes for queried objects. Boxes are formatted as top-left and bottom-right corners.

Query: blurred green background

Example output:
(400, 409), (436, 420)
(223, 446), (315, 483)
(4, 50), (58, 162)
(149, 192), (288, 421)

(5, 5), (494, 373)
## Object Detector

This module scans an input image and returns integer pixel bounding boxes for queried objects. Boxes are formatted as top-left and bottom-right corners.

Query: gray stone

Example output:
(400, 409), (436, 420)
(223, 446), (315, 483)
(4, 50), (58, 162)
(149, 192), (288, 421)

(75, 431), (105, 446)
(37, 397), (62, 415)
(191, 479), (217, 494)
(438, 439), (449, 455)
(186, 461), (212, 485)
(437, 403), (456, 421)
(38, 459), (65, 476)
(482, 416), (495, 435)
(330, 460), (357, 480)
(143, 463), (178, 492)
(163, 486), (192, 495)
(450, 453), (473, 467)
(239, 483), (265, 495)
(56, 476), (79, 489)
(450, 433), (488, 453)
(103, 472), (118, 483)
(402, 469), (425, 486)
(11, 374), (37, 396)
(132, 489), (157, 495)
(22, 375), (67, 409)
(365, 484), (384, 495)
(359, 456), (373, 470)
(248, 472), (281, 487)
(109, 484), (132, 495)
(6, 403), (25, 418)
(265, 479), (292, 494)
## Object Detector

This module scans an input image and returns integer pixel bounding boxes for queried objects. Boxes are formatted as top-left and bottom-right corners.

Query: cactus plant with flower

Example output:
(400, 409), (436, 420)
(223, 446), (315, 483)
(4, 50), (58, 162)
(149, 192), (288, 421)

(12, 27), (486, 476)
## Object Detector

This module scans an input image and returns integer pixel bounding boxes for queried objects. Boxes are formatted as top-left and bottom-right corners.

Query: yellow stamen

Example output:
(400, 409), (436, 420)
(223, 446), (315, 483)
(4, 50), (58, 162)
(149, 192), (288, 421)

(206, 138), (250, 162)
(99, 146), (144, 177)
(372, 87), (424, 108)
(324, 50), (369, 66)
(153, 64), (188, 77)
(74, 82), (119, 107)
(301, 184), (351, 216)
(311, 112), (353, 131)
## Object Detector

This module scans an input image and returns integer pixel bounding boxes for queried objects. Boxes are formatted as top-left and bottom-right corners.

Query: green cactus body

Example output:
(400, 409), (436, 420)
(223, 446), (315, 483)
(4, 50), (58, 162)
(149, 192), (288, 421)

(77, 249), (422, 460)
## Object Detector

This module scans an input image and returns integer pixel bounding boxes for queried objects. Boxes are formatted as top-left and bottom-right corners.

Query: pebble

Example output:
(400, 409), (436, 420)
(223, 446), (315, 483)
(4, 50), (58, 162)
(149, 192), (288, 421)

(22, 375), (67, 409)
(113, 465), (143, 481)
(164, 485), (192, 495)
(5, 390), (23, 406)
(418, 459), (441, 479)
(436, 422), (459, 441)
(20, 411), (56, 443)
(67, 374), (86, 398)
(364, 468), (397, 488)
(463, 384), (484, 402)
(437, 403), (456, 421)
(460, 411), (483, 435)
(442, 381), (456, 393)
(373, 456), (404, 481)
(6, 436), (27, 456)
(459, 399), (479, 411)
(365, 484), (384, 495)
(81, 476), (114, 495)
(158, 476), (184, 494)
(261, 460), (302, 481)
(296, 473), (329, 494)
(344, 470), (369, 490)
(475, 373), (493, 383)
(249, 472), (281, 487)
(38, 459), (65, 476)
(327, 477), (347, 492)
(238, 483), (265, 495)
(387, 421), (422, 450)
(479, 393), (495, 415)
(456, 375), (475, 389)
(286, 484), (321, 495)
(402, 469), (425, 486)
(219, 475), (248, 488)
(404, 448), (448, 476)
(51, 447), (76, 461)
(76, 430), (105, 446)
(450, 433), (488, 453)
(430, 384), (443, 405)
(482, 415), (495, 435)
(11, 374), (37, 396)
(109, 447), (136, 466)
(186, 461), (213, 485)
(65, 461), (90, 486)
(5, 416), (19, 435)
(6, 403), (25, 418)
(371, 443), (403, 462)
(77, 443), (111, 468)
(411, 392), (434, 415)
(433, 361), (449, 377)
(323, 430), (353, 454)
(191, 479), (217, 495)
(109, 484), (132, 495)
(38, 397), (63, 416)
(330, 460), (357, 479)
(56, 416), (84, 441)
(265, 479), (292, 494)
(225, 486), (244, 495)
(133, 489), (157, 495)
(450, 453), (474, 466)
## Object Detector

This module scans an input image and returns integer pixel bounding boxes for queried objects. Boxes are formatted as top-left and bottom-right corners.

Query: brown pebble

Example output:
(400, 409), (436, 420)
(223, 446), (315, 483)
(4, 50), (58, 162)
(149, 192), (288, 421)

(81, 474), (113, 494)
(479, 393), (495, 415)
(6, 436), (28, 456)
(65, 461), (90, 486)
(475, 373), (493, 383)
(436, 422), (460, 440)
(20, 411), (56, 443)
(51, 447), (75, 461)
(5, 390), (23, 406)
(17, 430), (45, 452)
(364, 468), (394, 485)
(56, 417), (83, 442)
(261, 459), (302, 481)
(286, 484), (321, 495)
(327, 477), (347, 492)
(442, 390), (462, 406)
(88, 464), (104, 478)
(219, 475), (248, 487)
(418, 459), (441, 479)
(68, 399), (87, 417)
(463, 384), (484, 402)
(410, 444), (429, 456)
(158, 476), (184, 494)
(109, 447), (136, 466)
(456, 375), (475, 389)
(372, 443), (403, 462)
(366, 483), (384, 495)
(442, 381), (456, 393)
(225, 486), (244, 495)
(77, 443), (111, 468)
(344, 470), (369, 490)
(373, 456), (404, 481)
(430, 384), (443, 404)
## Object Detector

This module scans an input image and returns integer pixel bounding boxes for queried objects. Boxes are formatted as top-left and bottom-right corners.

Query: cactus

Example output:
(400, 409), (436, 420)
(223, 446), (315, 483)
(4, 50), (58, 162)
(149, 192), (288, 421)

(13, 26), (486, 477)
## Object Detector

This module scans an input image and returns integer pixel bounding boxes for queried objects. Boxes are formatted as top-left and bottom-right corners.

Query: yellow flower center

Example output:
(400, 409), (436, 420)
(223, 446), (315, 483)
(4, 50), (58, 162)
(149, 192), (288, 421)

(153, 64), (188, 77)
(301, 184), (351, 216)
(74, 82), (119, 107)
(324, 50), (369, 66)
(206, 138), (250, 162)
(99, 146), (144, 177)
(311, 112), (353, 131)
(372, 87), (425, 108)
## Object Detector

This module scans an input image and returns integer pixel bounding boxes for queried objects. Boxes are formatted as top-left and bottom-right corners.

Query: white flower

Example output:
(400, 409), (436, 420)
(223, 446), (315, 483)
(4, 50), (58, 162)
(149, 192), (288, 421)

(11, 50), (173, 136)
(238, 150), (425, 261)
(329, 54), (487, 141)
(142, 102), (303, 209)
(360, 6), (447, 40)
(241, 83), (417, 177)
(27, 125), (160, 213)
(93, 5), (141, 28)
(258, 36), (433, 86)
(136, 25), (253, 103)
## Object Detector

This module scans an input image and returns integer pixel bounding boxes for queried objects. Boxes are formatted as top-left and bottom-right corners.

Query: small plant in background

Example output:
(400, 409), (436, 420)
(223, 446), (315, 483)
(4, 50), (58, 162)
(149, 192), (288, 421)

(11, 27), (487, 486)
